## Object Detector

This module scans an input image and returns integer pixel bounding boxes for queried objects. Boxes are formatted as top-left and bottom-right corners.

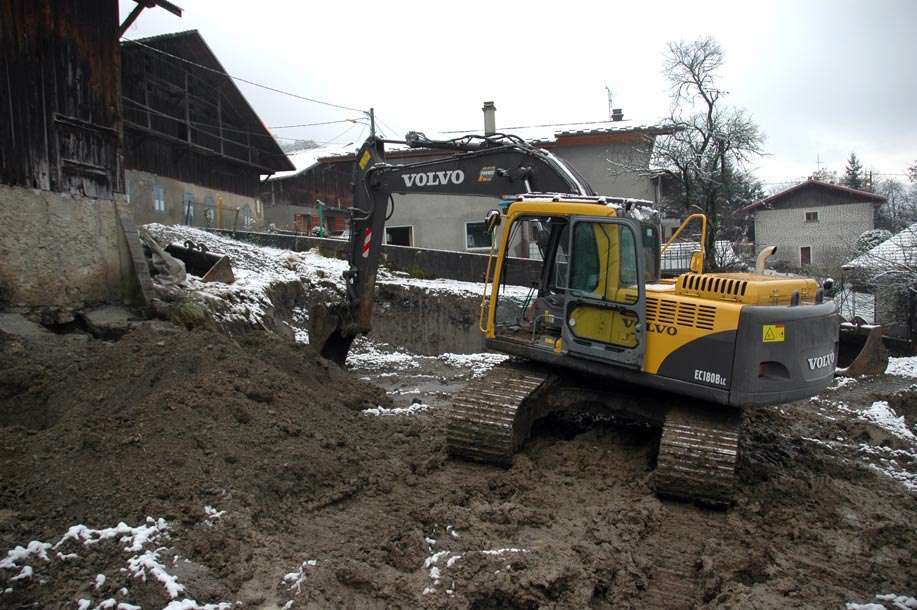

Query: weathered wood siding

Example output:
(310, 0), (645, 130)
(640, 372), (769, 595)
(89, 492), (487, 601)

(121, 33), (291, 198)
(262, 161), (354, 208)
(0, 0), (123, 197)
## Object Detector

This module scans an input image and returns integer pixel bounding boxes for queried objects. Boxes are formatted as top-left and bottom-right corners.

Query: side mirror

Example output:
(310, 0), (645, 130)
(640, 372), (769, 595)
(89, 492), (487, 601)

(689, 251), (703, 274)
(485, 209), (502, 233)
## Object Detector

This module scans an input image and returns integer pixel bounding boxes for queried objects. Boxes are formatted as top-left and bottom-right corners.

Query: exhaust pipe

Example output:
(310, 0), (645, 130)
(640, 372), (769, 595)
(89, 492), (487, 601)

(755, 246), (778, 275)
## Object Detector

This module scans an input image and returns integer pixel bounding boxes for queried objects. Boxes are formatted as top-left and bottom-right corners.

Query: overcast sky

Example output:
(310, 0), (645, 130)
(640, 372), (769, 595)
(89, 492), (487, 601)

(119, 0), (916, 187)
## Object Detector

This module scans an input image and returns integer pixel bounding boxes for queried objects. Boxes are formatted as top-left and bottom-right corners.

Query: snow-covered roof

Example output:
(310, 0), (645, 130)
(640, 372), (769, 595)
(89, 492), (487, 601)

(843, 221), (917, 272)
(265, 120), (672, 182)
(264, 143), (358, 181)
(741, 179), (886, 213)
(424, 120), (673, 147)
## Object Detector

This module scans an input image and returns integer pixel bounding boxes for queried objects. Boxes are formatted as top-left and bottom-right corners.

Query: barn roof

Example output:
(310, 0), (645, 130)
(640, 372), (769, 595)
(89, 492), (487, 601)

(121, 30), (293, 173)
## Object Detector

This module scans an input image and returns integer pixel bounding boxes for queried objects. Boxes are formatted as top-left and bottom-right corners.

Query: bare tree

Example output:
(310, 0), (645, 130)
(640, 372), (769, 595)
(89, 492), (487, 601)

(652, 37), (766, 270)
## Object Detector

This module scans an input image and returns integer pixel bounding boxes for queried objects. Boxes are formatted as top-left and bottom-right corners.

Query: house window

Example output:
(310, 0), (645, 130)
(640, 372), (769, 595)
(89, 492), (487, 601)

(153, 185), (165, 213)
(800, 246), (812, 266)
(805, 211), (819, 222)
(465, 221), (492, 250)
(242, 203), (252, 228)
(385, 226), (413, 246)
(183, 192), (194, 223)
(205, 196), (216, 226)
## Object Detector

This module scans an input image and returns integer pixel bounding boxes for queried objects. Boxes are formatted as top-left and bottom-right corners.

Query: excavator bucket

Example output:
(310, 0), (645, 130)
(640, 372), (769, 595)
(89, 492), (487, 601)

(835, 318), (889, 377)
(309, 302), (355, 366)
(165, 241), (235, 284)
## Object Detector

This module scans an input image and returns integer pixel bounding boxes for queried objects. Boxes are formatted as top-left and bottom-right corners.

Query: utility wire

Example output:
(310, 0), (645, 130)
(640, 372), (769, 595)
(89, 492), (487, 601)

(315, 121), (361, 147)
(122, 95), (353, 143)
(269, 119), (363, 129)
(122, 36), (366, 114)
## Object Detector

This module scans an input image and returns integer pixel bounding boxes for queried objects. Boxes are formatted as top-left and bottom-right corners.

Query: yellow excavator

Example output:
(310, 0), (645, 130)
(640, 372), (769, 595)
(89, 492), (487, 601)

(311, 132), (883, 506)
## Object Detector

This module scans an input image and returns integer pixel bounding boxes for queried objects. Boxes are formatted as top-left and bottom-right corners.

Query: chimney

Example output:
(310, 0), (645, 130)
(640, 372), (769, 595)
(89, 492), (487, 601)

(482, 101), (496, 135)
(611, 108), (624, 122)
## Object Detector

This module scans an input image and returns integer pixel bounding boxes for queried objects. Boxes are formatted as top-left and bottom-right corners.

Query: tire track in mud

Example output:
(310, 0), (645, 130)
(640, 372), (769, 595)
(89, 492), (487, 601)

(638, 503), (727, 609)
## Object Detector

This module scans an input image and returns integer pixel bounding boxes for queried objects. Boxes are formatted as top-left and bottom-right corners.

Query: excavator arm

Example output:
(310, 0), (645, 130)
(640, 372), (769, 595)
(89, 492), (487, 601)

(311, 133), (595, 365)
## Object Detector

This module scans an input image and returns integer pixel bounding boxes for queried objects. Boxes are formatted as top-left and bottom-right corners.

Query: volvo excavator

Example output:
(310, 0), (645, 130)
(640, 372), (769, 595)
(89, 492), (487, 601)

(311, 132), (864, 506)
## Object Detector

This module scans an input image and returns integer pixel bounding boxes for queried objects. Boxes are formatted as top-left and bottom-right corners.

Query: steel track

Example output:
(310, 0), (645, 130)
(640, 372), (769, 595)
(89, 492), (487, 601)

(446, 361), (551, 466)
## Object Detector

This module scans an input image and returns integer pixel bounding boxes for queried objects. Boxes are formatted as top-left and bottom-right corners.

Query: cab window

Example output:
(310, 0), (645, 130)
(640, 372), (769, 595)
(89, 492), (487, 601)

(569, 221), (639, 305)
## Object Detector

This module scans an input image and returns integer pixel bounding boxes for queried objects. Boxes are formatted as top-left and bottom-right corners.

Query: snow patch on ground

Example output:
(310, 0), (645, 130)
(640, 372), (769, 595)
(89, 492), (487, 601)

(862, 401), (916, 441)
(887, 357), (917, 378)
(362, 403), (431, 416)
(0, 518), (231, 609)
(439, 352), (509, 378)
(847, 593), (917, 609)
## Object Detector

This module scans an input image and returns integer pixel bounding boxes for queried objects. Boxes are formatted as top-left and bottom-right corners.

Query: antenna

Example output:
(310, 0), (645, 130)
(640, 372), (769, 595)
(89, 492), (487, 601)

(606, 86), (614, 121)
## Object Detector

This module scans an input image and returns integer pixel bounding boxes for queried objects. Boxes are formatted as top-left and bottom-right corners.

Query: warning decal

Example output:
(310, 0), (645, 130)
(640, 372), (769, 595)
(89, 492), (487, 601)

(763, 324), (785, 343)
(359, 150), (372, 170)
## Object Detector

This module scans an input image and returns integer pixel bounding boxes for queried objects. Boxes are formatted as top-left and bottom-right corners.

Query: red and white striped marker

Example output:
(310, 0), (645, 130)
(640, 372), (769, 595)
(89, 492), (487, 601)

(361, 228), (372, 258)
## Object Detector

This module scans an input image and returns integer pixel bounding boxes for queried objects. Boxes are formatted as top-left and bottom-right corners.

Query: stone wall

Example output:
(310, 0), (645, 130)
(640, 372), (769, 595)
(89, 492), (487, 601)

(0, 185), (136, 309)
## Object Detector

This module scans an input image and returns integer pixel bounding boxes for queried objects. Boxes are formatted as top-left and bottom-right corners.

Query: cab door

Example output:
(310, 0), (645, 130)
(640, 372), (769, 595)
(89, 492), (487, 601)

(561, 217), (646, 369)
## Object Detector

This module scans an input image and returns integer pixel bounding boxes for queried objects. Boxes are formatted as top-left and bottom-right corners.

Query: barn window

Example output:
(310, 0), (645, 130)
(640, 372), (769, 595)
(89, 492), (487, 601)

(153, 186), (166, 213)
(205, 196), (216, 226)
(183, 192), (194, 223)
(805, 211), (819, 222)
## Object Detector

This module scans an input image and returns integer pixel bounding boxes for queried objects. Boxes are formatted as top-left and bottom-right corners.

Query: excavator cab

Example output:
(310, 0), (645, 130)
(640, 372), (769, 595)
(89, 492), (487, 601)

(483, 199), (654, 371)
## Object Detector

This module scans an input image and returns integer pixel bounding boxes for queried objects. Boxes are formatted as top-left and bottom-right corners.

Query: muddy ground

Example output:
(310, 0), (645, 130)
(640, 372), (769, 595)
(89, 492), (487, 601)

(0, 316), (914, 610)
(0, 226), (915, 609)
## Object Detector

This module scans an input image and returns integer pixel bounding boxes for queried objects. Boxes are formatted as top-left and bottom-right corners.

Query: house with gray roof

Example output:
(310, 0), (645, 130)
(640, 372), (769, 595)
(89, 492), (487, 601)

(741, 180), (886, 273)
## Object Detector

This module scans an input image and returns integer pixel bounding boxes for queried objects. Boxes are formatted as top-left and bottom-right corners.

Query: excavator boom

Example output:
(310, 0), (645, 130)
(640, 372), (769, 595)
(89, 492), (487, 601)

(312, 134), (594, 364)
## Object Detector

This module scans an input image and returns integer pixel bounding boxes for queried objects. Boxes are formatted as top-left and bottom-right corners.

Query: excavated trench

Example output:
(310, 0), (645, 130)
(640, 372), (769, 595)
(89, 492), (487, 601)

(259, 278), (487, 356)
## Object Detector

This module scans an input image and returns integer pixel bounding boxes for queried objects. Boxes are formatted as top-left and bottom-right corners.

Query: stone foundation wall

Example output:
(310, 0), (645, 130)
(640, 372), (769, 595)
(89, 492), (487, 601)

(0, 185), (136, 309)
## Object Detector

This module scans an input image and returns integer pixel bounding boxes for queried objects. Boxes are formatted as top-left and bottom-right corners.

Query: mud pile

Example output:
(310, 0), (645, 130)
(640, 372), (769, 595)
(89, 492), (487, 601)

(1, 319), (915, 610)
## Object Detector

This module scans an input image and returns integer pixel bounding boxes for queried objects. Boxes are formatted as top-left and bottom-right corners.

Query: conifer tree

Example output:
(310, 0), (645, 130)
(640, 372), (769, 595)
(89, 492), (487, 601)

(842, 152), (864, 190)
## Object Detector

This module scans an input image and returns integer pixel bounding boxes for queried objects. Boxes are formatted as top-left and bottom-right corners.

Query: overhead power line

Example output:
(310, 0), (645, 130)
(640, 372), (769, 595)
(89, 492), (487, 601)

(122, 96), (361, 143)
(269, 119), (364, 129)
(122, 36), (366, 114)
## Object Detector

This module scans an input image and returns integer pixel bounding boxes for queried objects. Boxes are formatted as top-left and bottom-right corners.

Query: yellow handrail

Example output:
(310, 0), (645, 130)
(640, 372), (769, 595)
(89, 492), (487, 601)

(661, 213), (707, 274)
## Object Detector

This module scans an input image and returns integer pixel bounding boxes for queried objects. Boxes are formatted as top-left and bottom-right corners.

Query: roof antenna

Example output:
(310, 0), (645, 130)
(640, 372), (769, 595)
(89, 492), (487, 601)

(606, 86), (613, 121)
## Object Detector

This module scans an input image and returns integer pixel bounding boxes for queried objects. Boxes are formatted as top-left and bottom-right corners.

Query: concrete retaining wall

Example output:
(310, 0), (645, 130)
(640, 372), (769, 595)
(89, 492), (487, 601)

(0, 185), (136, 309)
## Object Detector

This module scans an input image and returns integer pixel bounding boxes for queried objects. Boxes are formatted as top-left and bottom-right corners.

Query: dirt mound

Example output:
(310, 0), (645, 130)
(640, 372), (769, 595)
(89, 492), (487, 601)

(0, 323), (399, 608)
(1, 320), (916, 610)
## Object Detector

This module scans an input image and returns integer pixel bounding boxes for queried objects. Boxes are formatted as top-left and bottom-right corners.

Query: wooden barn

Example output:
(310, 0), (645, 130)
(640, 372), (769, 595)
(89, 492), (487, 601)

(121, 30), (293, 229)
(1, 0), (124, 197)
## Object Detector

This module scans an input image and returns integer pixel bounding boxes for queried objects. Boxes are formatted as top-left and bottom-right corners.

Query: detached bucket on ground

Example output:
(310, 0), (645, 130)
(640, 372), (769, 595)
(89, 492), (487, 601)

(165, 241), (235, 284)
(836, 317), (889, 377)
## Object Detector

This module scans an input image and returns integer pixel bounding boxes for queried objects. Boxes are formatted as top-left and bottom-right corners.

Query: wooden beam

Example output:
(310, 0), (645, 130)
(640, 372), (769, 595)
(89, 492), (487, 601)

(118, 4), (147, 38)
(124, 119), (279, 173)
